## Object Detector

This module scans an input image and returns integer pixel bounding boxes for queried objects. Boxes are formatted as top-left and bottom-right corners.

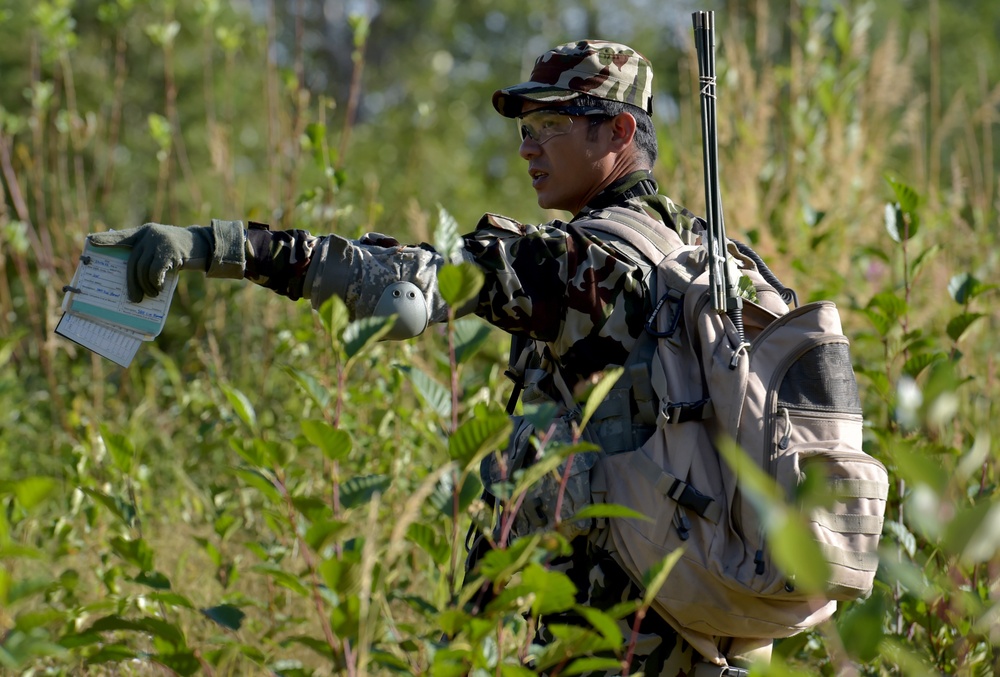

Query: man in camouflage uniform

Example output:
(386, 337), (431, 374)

(90, 40), (705, 675)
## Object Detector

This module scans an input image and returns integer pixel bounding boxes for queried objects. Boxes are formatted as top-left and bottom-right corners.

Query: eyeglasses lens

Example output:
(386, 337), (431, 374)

(517, 112), (575, 144)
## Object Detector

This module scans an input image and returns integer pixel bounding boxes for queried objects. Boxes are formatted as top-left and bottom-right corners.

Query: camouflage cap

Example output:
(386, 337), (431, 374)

(492, 40), (654, 118)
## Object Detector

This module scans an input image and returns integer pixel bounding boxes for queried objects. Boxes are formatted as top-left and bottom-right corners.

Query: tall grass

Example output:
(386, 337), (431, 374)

(0, 1), (998, 675)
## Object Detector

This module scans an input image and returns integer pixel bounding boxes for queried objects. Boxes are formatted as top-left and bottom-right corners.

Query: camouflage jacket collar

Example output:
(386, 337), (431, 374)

(577, 170), (658, 214)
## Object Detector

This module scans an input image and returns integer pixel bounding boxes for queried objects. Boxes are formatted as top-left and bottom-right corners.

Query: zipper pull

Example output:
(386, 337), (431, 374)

(754, 529), (766, 575)
(673, 506), (691, 541)
(777, 407), (791, 450)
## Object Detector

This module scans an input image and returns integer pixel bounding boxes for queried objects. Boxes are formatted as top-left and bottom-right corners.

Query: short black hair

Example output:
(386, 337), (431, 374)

(574, 94), (658, 167)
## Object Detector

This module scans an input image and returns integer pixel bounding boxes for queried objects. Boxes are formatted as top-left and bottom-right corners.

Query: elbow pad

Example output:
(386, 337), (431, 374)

(373, 281), (430, 340)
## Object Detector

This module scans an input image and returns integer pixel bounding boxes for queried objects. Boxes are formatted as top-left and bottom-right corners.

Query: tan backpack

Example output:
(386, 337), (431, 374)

(583, 205), (889, 668)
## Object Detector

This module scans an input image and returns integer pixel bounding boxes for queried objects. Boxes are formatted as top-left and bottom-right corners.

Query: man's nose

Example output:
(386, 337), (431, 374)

(519, 136), (541, 160)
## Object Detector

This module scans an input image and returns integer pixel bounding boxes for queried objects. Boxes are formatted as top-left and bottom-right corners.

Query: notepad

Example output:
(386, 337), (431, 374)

(56, 242), (179, 367)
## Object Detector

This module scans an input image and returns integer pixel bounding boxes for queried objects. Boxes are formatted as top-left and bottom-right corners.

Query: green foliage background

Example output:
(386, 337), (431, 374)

(1, 0), (998, 674)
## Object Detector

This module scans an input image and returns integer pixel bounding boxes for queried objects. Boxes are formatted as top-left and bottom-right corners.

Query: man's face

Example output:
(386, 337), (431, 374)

(517, 101), (613, 214)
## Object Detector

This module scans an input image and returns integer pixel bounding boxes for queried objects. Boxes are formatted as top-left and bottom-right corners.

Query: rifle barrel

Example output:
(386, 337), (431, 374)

(693, 10), (745, 341)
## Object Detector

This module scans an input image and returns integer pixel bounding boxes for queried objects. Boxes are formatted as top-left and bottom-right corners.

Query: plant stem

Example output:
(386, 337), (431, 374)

(621, 606), (645, 676)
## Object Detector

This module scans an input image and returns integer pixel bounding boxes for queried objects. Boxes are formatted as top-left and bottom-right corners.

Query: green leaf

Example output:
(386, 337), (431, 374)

(229, 438), (266, 468)
(395, 364), (452, 420)
(520, 563), (577, 615)
(902, 351), (946, 379)
(304, 122), (327, 165)
(304, 519), (349, 552)
(155, 651), (201, 676)
(882, 521), (916, 559)
(221, 384), (257, 433)
(884, 177), (920, 241)
(291, 495), (329, 521)
(80, 488), (136, 527)
(453, 318), (494, 364)
(888, 440), (947, 494)
(110, 536), (154, 571)
(438, 262), (484, 309)
(234, 468), (283, 505)
(476, 534), (543, 584)
(523, 402), (559, 431)
(319, 551), (362, 596)
(641, 547), (684, 608)
(434, 204), (463, 264)
(563, 658), (626, 676)
(13, 477), (57, 511)
(252, 563), (310, 596)
(85, 642), (136, 665)
(340, 474), (391, 509)
(715, 438), (830, 593)
(7, 577), (51, 604)
(282, 365), (332, 409)
(15, 609), (64, 632)
(88, 615), (186, 649)
(342, 315), (393, 360)
(436, 608), (471, 637)
(429, 469), (482, 519)
(947, 272), (994, 304)
(200, 604), (245, 631)
(99, 425), (134, 474)
(942, 498), (1000, 564)
(856, 367), (890, 398)
(147, 591), (195, 609)
(573, 605), (624, 646)
(499, 666), (538, 677)
(866, 291), (907, 323)
(764, 508), (831, 594)
(318, 295), (350, 340)
(510, 443), (598, 502)
(406, 523), (450, 567)
(579, 367), (624, 431)
(837, 588), (890, 663)
(570, 503), (651, 523)
(131, 571), (171, 590)
(255, 438), (289, 467)
(448, 406), (512, 470)
(301, 419), (353, 461)
(511, 452), (563, 498)
(946, 312), (984, 342)
(886, 176), (920, 214)
(911, 243), (940, 278)
(860, 308), (892, 338)
(883, 203), (904, 243)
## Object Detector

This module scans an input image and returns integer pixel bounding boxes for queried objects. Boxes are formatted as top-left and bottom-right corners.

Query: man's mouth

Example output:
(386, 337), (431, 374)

(529, 168), (548, 187)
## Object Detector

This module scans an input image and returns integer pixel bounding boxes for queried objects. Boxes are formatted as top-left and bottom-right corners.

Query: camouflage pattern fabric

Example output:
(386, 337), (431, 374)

(241, 173), (704, 673)
(545, 538), (696, 676)
(493, 40), (654, 117)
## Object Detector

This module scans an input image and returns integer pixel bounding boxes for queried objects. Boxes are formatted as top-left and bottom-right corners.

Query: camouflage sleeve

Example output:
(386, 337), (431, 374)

(244, 224), (318, 300)
(244, 214), (648, 354)
(244, 224), (453, 323)
(463, 213), (648, 348)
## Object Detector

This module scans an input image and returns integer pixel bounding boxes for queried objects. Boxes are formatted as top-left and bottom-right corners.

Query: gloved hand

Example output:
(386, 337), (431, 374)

(89, 220), (245, 302)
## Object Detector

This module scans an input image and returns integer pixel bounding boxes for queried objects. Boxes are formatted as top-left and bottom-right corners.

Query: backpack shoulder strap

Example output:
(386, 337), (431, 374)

(582, 206), (681, 265)
(582, 206), (703, 296)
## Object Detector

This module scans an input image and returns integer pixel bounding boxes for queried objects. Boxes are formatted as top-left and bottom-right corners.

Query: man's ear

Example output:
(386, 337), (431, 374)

(608, 112), (637, 150)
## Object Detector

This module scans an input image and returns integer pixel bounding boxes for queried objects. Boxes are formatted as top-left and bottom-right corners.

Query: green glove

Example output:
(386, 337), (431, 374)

(89, 220), (246, 302)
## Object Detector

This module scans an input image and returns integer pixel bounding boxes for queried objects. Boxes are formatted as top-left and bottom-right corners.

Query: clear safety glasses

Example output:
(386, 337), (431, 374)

(516, 106), (609, 144)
